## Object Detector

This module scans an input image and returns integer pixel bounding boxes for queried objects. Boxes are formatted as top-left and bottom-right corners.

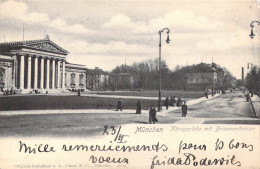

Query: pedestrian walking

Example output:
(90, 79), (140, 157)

(136, 100), (141, 114)
(169, 97), (173, 106)
(246, 93), (250, 102)
(77, 89), (81, 96)
(182, 101), (188, 117)
(116, 98), (122, 111)
(204, 91), (208, 99)
(177, 97), (182, 107)
(149, 105), (157, 124)
(165, 97), (169, 110)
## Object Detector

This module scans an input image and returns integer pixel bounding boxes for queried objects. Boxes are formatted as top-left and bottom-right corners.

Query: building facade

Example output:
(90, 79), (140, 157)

(86, 67), (109, 90)
(65, 62), (87, 90)
(186, 63), (220, 91)
(0, 36), (85, 93)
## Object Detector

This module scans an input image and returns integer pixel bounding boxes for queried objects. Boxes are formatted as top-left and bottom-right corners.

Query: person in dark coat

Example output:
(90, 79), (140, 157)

(177, 97), (182, 107)
(116, 98), (122, 111)
(205, 91), (208, 99)
(246, 93), (250, 102)
(165, 97), (169, 110)
(182, 101), (188, 117)
(169, 97), (173, 106)
(149, 105), (157, 124)
(136, 100), (141, 114)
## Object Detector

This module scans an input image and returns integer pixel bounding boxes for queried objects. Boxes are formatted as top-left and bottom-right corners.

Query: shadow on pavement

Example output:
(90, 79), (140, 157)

(130, 120), (150, 124)
(203, 120), (260, 124)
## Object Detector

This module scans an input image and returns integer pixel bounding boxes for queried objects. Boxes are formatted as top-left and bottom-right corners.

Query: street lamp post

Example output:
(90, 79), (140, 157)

(249, 21), (260, 39)
(158, 28), (170, 111)
(212, 69), (214, 96)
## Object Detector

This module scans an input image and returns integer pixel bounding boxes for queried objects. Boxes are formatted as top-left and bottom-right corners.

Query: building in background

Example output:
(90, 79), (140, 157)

(86, 67), (109, 90)
(186, 62), (224, 91)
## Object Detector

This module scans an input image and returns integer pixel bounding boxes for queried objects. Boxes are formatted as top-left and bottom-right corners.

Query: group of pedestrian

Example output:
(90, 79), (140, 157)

(165, 96), (182, 109)
(2, 88), (15, 95)
(169, 96), (176, 106)
(116, 99), (142, 112)
(33, 89), (40, 94)
(115, 95), (188, 124)
(204, 89), (223, 99)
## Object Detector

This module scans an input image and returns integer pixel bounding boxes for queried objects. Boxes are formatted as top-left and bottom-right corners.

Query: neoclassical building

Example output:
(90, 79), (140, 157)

(0, 35), (136, 93)
(0, 35), (86, 93)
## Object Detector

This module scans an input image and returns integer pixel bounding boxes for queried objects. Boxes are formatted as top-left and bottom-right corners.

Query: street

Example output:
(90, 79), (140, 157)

(0, 91), (259, 137)
(168, 91), (259, 124)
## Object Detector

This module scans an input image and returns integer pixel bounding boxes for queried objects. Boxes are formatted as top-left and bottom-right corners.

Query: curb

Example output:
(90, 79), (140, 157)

(249, 97), (260, 118)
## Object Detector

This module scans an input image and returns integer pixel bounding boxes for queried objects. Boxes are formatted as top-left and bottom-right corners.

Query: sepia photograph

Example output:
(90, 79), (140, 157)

(0, 0), (259, 168)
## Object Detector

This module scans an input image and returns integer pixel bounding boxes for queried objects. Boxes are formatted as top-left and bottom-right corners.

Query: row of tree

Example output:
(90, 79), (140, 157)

(110, 58), (236, 91)
(245, 66), (260, 95)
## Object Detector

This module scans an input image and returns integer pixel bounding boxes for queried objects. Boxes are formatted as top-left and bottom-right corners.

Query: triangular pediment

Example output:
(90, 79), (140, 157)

(25, 41), (68, 55)
(0, 37), (69, 55)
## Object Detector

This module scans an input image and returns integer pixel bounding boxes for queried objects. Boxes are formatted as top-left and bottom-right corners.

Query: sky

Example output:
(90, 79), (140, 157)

(0, 0), (259, 79)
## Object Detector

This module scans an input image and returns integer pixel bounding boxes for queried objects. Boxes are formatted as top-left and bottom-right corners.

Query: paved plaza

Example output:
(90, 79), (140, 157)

(0, 91), (259, 137)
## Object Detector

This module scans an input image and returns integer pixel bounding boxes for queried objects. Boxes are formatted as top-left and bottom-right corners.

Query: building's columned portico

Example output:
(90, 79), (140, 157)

(0, 35), (69, 93)
(15, 54), (67, 91)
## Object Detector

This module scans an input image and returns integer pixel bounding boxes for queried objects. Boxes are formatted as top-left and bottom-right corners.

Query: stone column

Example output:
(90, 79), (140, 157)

(4, 66), (8, 89)
(40, 57), (44, 89)
(14, 56), (18, 88)
(52, 59), (55, 89)
(27, 55), (32, 89)
(57, 59), (61, 88)
(11, 55), (16, 88)
(46, 57), (50, 89)
(19, 54), (24, 89)
(7, 66), (11, 89)
(34, 56), (38, 89)
(62, 60), (65, 89)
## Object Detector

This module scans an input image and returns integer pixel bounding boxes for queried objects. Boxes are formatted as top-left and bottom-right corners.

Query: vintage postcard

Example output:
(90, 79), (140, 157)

(0, 0), (259, 169)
